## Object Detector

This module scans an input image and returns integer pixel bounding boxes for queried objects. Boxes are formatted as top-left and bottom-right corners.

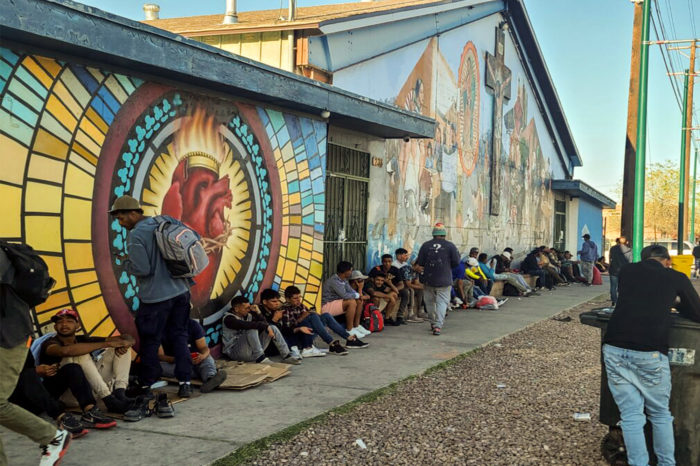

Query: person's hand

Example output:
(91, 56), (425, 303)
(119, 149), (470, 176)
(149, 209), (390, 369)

(361, 294), (370, 301)
(267, 326), (276, 339)
(413, 264), (424, 273)
(192, 353), (204, 365)
(298, 326), (313, 335)
(273, 310), (284, 321)
(115, 346), (129, 356)
(386, 273), (394, 281)
(120, 334), (136, 346)
(37, 364), (58, 377)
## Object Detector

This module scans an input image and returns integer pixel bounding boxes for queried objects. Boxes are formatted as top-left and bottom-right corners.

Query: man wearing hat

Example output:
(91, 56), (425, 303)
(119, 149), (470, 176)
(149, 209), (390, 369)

(414, 223), (460, 335)
(577, 233), (598, 286)
(109, 195), (194, 399)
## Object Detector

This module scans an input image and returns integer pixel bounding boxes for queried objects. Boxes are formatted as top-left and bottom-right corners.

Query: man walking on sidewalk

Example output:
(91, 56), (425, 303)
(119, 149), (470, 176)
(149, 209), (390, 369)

(110, 195), (193, 399)
(603, 244), (700, 466)
(1, 246), (71, 465)
(608, 237), (631, 306)
(577, 233), (598, 285)
(413, 223), (460, 336)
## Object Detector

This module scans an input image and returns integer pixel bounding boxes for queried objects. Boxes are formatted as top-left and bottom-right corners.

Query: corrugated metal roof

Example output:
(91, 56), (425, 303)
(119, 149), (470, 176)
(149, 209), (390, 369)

(143, 0), (447, 35)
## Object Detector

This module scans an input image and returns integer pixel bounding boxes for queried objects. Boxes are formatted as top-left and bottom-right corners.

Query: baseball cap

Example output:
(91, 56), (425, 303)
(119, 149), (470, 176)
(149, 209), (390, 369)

(502, 251), (512, 259)
(349, 270), (368, 280)
(467, 258), (479, 267)
(51, 308), (79, 322)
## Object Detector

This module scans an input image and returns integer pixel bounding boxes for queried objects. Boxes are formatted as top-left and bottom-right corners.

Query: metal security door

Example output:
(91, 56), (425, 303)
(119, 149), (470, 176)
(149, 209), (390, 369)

(323, 144), (370, 281)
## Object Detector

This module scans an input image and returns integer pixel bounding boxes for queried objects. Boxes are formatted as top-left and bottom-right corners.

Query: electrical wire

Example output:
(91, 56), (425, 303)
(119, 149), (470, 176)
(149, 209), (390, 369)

(650, 1), (683, 111)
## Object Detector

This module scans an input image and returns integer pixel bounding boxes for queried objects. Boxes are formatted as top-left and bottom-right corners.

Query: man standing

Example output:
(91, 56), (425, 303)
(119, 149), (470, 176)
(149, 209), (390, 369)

(692, 240), (700, 279)
(1, 246), (71, 465)
(603, 245), (700, 466)
(608, 237), (631, 306)
(414, 223), (460, 335)
(109, 195), (193, 399)
(577, 233), (598, 285)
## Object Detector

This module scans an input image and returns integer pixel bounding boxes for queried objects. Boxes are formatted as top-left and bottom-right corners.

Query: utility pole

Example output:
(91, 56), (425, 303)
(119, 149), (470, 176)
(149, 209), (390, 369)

(684, 42), (696, 246)
(678, 70), (690, 255)
(632, 0), (652, 262)
(620, 1), (644, 241)
(692, 147), (698, 243)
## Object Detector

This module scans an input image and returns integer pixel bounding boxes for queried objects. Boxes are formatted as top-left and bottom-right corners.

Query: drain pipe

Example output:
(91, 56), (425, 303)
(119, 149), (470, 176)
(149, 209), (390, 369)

(287, 0), (296, 72)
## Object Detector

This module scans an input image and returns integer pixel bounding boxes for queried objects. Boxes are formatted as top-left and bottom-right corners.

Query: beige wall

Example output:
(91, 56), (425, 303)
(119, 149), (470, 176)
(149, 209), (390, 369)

(193, 32), (291, 70)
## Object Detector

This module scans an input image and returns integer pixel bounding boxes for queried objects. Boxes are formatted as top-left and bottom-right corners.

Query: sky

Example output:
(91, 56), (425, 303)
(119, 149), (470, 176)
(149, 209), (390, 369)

(78, 0), (699, 201)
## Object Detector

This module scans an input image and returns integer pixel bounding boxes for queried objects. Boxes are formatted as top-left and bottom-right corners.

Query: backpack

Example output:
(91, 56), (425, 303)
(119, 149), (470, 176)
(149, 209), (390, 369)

(361, 303), (384, 333)
(152, 216), (209, 278)
(0, 241), (56, 307)
(502, 283), (521, 297)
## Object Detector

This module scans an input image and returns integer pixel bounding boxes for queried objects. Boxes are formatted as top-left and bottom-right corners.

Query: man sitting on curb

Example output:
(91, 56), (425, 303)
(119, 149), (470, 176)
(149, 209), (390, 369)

(364, 272), (401, 326)
(221, 296), (300, 365)
(281, 286), (368, 355)
(478, 253), (531, 297)
(40, 309), (134, 415)
(261, 288), (322, 358)
(158, 319), (227, 394)
(321, 261), (370, 339)
(369, 254), (409, 324)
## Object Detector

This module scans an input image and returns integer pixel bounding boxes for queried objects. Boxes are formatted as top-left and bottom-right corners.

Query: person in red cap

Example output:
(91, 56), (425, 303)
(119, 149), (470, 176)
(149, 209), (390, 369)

(413, 223), (460, 335)
(39, 309), (135, 418)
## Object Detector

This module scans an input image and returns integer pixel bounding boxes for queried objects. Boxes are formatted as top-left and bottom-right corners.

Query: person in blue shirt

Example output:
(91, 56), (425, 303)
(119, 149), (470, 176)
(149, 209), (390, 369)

(577, 234), (598, 285)
(110, 195), (194, 400)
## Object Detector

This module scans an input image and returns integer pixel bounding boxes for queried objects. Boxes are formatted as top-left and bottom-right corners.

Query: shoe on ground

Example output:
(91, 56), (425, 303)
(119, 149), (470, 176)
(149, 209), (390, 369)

(155, 393), (175, 418)
(328, 340), (349, 355)
(178, 383), (193, 398)
(81, 407), (116, 429)
(396, 317), (407, 325)
(255, 355), (272, 364)
(102, 394), (131, 414)
(112, 388), (136, 403)
(282, 354), (303, 364)
(432, 327), (441, 336)
(289, 345), (303, 360)
(126, 385), (154, 401)
(416, 312), (429, 319)
(348, 327), (365, 339)
(354, 326), (371, 337)
(496, 298), (509, 306)
(40, 429), (71, 466)
(301, 346), (326, 358)
(123, 398), (151, 422)
(201, 370), (227, 393)
(345, 338), (369, 349)
(57, 413), (88, 439)
(406, 317), (423, 323)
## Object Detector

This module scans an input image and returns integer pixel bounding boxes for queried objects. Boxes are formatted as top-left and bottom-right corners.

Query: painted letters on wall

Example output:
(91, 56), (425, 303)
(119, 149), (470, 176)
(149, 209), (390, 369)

(333, 16), (559, 264)
(0, 47), (326, 343)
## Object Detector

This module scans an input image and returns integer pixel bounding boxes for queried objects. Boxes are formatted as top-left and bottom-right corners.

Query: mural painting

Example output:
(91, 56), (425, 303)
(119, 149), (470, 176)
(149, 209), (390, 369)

(0, 47), (327, 345)
(365, 27), (554, 267)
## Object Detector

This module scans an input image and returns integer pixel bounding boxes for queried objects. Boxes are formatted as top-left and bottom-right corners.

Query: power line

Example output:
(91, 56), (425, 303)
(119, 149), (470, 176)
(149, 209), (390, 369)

(650, 1), (683, 110)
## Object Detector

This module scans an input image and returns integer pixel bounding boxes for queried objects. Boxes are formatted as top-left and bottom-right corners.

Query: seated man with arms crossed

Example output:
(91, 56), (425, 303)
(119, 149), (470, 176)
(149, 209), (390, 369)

(364, 272), (401, 326)
(41, 309), (135, 412)
(158, 318), (227, 396)
(221, 296), (300, 365)
(321, 261), (370, 339)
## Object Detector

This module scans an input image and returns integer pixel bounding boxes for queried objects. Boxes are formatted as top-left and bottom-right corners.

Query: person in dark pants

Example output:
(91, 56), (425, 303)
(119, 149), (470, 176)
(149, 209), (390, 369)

(608, 236), (631, 306)
(109, 195), (193, 400)
(520, 249), (551, 290)
(692, 240), (700, 278)
(603, 245), (700, 466)
(10, 352), (88, 438)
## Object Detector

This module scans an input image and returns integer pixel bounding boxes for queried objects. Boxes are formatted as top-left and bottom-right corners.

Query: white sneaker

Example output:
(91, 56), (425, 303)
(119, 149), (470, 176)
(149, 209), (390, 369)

(301, 346), (326, 358)
(40, 429), (71, 466)
(353, 326), (371, 337)
(290, 346), (302, 360)
(453, 297), (463, 305)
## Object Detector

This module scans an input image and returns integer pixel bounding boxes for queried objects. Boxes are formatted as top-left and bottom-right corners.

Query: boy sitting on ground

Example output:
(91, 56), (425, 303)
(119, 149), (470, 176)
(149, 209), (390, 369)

(369, 254), (409, 324)
(321, 261), (371, 339)
(40, 309), (135, 413)
(261, 288), (321, 358)
(281, 285), (368, 357)
(221, 295), (300, 365)
(158, 319), (227, 395)
(364, 272), (401, 326)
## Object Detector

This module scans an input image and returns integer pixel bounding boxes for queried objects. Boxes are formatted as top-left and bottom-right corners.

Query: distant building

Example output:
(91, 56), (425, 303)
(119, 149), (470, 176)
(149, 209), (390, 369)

(148, 0), (615, 269)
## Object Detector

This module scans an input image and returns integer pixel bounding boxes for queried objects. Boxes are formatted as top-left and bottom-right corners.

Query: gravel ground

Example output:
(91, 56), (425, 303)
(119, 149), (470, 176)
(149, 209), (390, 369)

(245, 298), (611, 466)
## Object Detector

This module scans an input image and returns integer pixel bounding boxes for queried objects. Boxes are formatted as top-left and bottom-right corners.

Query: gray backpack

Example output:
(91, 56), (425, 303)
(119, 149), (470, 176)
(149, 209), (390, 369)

(153, 216), (209, 278)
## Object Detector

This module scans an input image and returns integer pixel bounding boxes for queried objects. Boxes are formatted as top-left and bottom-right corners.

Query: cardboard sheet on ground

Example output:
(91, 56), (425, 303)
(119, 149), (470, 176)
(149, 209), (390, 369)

(163, 361), (291, 390)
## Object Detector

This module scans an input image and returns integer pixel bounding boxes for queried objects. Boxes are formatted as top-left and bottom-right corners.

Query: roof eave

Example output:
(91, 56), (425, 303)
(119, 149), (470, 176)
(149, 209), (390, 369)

(552, 180), (616, 209)
(0, 0), (435, 140)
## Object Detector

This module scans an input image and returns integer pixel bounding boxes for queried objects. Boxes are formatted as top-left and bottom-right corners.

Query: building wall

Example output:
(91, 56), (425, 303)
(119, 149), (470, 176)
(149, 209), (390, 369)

(577, 199), (603, 256)
(193, 32), (292, 71)
(0, 46), (326, 344)
(566, 197), (580, 254)
(331, 14), (565, 261)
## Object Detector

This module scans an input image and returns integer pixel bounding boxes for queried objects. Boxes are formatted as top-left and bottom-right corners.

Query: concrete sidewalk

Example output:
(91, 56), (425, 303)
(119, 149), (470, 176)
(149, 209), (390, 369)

(2, 283), (606, 466)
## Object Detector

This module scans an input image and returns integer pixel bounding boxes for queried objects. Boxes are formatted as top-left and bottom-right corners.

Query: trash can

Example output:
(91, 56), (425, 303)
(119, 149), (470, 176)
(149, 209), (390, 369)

(672, 254), (694, 278)
(581, 309), (700, 465)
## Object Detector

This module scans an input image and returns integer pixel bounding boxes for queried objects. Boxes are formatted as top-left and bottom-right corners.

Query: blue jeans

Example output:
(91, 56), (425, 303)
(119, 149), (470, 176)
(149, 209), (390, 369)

(603, 344), (675, 466)
(299, 312), (350, 344)
(160, 355), (217, 382)
(423, 285), (451, 329)
(610, 275), (619, 304)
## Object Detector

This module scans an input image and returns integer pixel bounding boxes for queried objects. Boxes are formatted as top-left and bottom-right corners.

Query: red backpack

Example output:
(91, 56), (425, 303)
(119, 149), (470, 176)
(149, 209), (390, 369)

(361, 303), (384, 333)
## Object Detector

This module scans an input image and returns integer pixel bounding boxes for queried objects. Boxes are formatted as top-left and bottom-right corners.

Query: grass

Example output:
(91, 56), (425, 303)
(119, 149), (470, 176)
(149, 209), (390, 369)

(212, 348), (484, 466)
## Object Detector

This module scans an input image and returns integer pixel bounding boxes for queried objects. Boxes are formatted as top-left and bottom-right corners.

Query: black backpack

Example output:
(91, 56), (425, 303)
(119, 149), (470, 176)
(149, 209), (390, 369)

(0, 241), (56, 307)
